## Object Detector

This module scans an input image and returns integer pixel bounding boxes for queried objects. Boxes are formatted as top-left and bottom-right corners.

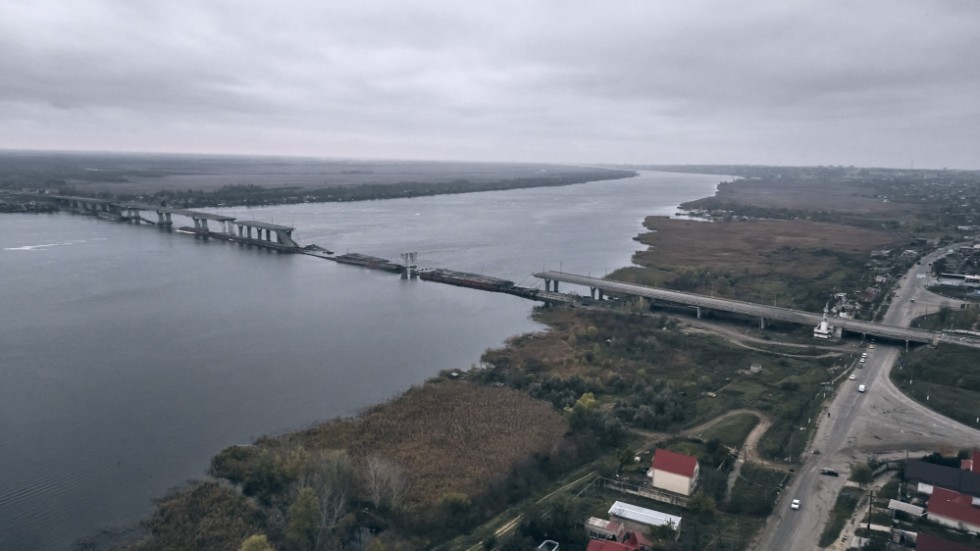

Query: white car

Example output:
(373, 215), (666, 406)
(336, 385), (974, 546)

(849, 374), (856, 380)
(791, 499), (801, 510)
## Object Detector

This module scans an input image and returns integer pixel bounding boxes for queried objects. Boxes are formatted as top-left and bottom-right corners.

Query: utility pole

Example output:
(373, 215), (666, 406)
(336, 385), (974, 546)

(867, 490), (874, 536)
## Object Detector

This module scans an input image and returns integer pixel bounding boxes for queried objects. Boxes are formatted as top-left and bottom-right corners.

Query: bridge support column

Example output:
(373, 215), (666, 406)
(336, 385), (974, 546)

(760, 317), (766, 329)
(696, 307), (702, 319)
(905, 339), (909, 353)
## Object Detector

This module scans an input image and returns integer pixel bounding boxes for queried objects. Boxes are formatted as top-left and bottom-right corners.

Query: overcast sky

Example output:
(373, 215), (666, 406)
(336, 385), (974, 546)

(1, 1), (978, 168)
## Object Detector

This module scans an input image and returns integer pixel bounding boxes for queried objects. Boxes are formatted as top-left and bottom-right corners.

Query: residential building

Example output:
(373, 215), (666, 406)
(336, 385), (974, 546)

(926, 487), (980, 535)
(916, 533), (977, 551)
(585, 517), (625, 541)
(906, 459), (980, 498)
(608, 500), (682, 534)
(647, 449), (699, 496)
(585, 541), (633, 551)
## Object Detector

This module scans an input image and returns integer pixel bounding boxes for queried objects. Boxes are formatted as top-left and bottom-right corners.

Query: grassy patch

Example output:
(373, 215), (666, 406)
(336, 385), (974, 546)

(890, 347), (980, 427)
(727, 464), (787, 517)
(818, 486), (864, 547)
(911, 302), (980, 331)
(699, 413), (760, 449)
(479, 307), (836, 462)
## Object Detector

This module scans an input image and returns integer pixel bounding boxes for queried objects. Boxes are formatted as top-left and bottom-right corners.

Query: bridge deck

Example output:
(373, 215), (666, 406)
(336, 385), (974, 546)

(534, 271), (954, 345)
(234, 220), (294, 231)
(170, 209), (235, 221)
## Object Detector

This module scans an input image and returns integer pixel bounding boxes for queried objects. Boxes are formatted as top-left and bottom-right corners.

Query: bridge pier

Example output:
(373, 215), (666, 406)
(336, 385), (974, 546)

(760, 317), (767, 329)
(696, 306), (702, 319)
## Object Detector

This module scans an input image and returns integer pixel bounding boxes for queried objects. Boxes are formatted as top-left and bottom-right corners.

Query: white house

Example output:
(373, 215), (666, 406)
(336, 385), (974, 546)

(647, 449), (699, 496)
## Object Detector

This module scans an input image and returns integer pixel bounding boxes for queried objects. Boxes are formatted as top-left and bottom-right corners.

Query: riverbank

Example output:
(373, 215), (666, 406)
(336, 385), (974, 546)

(99, 166), (902, 550)
(0, 171), (723, 551)
(0, 151), (635, 210)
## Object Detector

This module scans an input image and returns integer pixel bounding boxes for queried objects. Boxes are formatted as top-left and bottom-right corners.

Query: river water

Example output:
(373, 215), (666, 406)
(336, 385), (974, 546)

(0, 171), (719, 550)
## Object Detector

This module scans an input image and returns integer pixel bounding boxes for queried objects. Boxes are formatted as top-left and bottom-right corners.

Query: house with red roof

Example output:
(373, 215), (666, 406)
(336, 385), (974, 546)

(647, 449), (699, 496)
(926, 486), (980, 535)
(585, 541), (634, 551)
(916, 532), (977, 551)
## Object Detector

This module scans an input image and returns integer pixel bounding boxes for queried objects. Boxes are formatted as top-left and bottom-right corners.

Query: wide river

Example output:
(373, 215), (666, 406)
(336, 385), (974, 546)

(0, 170), (720, 550)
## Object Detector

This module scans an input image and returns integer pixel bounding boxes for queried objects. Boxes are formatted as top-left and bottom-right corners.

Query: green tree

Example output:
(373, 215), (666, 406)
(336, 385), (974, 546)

(286, 487), (320, 550)
(240, 534), (276, 551)
(850, 462), (873, 488)
(688, 491), (718, 518)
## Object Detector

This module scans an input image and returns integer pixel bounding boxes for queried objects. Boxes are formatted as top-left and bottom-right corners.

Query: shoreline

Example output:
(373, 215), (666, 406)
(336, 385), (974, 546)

(70, 173), (725, 551)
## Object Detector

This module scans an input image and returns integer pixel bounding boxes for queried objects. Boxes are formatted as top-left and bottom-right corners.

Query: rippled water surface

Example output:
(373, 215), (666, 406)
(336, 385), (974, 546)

(0, 171), (720, 549)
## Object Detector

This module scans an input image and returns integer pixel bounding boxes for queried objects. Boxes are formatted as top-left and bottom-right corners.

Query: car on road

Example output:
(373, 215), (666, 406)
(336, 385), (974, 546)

(791, 499), (801, 510)
(858, 384), (866, 393)
(849, 374), (856, 380)
(869, 344), (875, 349)
(861, 352), (868, 358)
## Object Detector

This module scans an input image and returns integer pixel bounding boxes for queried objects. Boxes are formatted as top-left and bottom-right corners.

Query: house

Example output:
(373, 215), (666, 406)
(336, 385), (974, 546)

(608, 500), (681, 534)
(647, 449), (699, 496)
(926, 487), (980, 535)
(585, 517), (626, 541)
(585, 541), (634, 551)
(916, 532), (977, 551)
(906, 459), (980, 498)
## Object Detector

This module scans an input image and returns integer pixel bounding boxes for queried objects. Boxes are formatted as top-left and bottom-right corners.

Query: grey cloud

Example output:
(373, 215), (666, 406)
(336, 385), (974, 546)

(1, 0), (979, 167)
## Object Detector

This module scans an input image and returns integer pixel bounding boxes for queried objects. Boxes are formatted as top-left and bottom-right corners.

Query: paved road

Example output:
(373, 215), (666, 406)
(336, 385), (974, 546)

(535, 271), (980, 348)
(753, 246), (980, 550)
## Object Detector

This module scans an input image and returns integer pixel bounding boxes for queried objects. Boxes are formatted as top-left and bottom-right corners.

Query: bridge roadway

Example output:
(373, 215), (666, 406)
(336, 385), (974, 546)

(534, 271), (980, 348)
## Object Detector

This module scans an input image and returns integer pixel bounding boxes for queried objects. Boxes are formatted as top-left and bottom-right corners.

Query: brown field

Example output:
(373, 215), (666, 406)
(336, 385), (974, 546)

(611, 216), (900, 308)
(286, 380), (567, 506)
(684, 177), (910, 214)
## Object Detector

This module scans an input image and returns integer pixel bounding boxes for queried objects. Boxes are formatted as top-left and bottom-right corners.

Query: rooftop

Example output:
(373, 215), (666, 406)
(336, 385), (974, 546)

(927, 486), (980, 527)
(651, 448), (698, 478)
(585, 541), (633, 551)
(608, 500), (682, 529)
(907, 459), (980, 497)
(916, 533), (977, 551)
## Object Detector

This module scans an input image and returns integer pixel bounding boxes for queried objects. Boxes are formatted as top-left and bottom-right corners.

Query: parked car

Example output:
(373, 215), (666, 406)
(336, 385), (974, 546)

(821, 468), (840, 477)
(791, 499), (801, 510)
